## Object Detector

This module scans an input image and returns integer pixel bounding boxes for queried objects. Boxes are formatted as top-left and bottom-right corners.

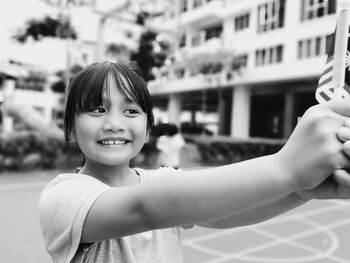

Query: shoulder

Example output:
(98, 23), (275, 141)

(38, 173), (110, 262)
(39, 173), (109, 207)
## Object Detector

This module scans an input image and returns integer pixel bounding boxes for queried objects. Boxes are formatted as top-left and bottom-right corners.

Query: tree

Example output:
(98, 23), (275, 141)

(106, 43), (132, 64)
(12, 15), (77, 43)
(131, 30), (170, 81)
(12, 0), (91, 43)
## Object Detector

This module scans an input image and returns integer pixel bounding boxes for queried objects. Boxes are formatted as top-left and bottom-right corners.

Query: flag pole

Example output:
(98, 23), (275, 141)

(333, 9), (350, 99)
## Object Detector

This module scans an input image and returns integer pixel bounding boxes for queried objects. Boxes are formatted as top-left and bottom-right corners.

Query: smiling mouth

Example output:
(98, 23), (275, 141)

(98, 139), (129, 145)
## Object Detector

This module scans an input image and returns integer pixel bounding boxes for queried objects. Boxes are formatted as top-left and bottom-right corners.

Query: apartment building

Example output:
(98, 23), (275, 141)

(148, 0), (350, 139)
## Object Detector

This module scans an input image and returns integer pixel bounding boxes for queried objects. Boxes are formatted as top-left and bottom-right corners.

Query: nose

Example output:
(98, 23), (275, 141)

(102, 110), (126, 132)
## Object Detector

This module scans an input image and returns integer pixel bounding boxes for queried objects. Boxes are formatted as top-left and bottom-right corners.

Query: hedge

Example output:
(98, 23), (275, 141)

(0, 132), (286, 172)
(0, 131), (83, 172)
(188, 136), (286, 166)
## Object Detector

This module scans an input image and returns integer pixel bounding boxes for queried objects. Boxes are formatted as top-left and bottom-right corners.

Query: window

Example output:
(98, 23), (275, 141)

(181, 0), (187, 12)
(301, 0), (336, 21)
(255, 45), (283, 66)
(34, 107), (44, 115)
(204, 24), (222, 40)
(297, 35), (328, 59)
(16, 77), (45, 92)
(193, 0), (202, 9)
(179, 34), (186, 48)
(232, 54), (248, 70)
(52, 109), (64, 120)
(191, 31), (201, 46)
(257, 0), (285, 33)
(174, 67), (185, 78)
(235, 13), (250, 31)
(81, 52), (89, 64)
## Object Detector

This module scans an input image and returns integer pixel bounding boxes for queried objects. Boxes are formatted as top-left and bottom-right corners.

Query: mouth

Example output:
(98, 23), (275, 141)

(97, 139), (130, 145)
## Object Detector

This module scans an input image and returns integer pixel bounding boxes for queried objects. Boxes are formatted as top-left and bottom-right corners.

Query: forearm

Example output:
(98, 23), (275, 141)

(140, 154), (296, 229)
(199, 192), (306, 229)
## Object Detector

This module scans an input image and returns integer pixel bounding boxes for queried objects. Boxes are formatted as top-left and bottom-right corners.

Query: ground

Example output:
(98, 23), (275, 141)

(1, 168), (350, 263)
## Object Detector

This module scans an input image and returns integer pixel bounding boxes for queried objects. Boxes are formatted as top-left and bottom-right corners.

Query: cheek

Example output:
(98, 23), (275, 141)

(134, 117), (148, 140)
(74, 117), (95, 143)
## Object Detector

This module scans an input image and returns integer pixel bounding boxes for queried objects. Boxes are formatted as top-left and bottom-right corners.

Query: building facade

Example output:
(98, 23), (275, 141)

(148, 0), (350, 139)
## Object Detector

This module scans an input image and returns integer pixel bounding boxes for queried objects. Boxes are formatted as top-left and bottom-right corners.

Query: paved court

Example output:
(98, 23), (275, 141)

(1, 171), (350, 263)
(182, 199), (350, 263)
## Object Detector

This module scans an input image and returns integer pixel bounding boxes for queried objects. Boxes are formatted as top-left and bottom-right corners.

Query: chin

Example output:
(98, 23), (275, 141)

(98, 155), (134, 166)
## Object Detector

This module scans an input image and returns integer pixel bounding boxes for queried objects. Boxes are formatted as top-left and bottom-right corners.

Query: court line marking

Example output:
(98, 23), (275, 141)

(207, 218), (350, 263)
(183, 201), (350, 263)
(204, 217), (350, 263)
(183, 201), (349, 245)
(229, 219), (341, 263)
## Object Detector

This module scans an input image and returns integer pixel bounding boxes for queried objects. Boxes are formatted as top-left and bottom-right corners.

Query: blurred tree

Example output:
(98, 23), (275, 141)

(52, 63), (83, 93)
(131, 30), (170, 81)
(106, 43), (132, 64)
(12, 0), (91, 43)
(13, 15), (77, 43)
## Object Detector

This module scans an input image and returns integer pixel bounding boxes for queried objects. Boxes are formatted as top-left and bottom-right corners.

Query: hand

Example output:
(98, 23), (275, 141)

(295, 169), (350, 200)
(276, 98), (350, 191)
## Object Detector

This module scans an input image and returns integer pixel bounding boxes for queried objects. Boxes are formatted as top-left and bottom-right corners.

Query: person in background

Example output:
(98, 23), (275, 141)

(156, 123), (186, 169)
(38, 61), (350, 263)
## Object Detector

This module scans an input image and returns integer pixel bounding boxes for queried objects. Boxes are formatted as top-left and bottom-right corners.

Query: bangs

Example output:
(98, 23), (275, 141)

(111, 63), (149, 113)
(74, 64), (108, 113)
(73, 63), (148, 114)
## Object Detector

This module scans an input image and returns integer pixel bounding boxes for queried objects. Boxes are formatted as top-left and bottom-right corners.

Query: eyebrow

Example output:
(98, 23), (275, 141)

(101, 93), (137, 105)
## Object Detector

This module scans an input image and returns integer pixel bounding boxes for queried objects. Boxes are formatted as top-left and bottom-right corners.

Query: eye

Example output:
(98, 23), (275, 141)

(90, 106), (107, 114)
(124, 108), (139, 116)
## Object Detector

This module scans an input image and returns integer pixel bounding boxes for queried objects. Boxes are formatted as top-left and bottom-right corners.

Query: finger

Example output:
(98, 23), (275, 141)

(337, 127), (350, 142)
(333, 170), (350, 198)
(333, 169), (350, 187)
(343, 141), (350, 156)
(325, 98), (350, 117)
(344, 118), (350, 128)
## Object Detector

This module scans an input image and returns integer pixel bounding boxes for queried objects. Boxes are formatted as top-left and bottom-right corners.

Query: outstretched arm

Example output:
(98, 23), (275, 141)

(81, 99), (350, 242)
(199, 168), (350, 229)
(198, 192), (305, 228)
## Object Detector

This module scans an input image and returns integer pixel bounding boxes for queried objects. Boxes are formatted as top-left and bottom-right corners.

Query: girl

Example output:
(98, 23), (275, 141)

(39, 61), (350, 263)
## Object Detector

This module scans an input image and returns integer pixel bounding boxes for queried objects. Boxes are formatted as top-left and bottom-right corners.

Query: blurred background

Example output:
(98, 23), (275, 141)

(1, 0), (350, 262)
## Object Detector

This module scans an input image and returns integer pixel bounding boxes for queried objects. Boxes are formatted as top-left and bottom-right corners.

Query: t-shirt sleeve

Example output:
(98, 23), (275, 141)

(38, 174), (110, 263)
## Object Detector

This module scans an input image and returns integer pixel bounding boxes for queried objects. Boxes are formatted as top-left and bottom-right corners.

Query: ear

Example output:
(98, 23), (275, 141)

(145, 132), (149, 143)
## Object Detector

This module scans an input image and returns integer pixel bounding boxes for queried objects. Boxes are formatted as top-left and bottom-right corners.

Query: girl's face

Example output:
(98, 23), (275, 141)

(74, 75), (148, 168)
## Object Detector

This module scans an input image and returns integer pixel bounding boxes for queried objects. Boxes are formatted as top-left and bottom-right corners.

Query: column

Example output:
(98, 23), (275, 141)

(218, 89), (232, 135)
(95, 17), (106, 62)
(231, 85), (250, 138)
(283, 92), (294, 138)
(168, 93), (182, 127)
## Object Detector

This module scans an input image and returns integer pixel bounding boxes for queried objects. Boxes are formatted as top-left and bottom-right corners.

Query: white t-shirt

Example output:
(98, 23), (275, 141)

(156, 134), (186, 168)
(38, 167), (184, 263)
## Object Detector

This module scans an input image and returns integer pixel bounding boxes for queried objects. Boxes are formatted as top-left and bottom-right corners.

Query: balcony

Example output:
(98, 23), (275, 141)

(180, 0), (224, 28)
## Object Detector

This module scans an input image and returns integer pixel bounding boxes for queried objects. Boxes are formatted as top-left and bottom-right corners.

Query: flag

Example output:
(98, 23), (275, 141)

(316, 9), (350, 103)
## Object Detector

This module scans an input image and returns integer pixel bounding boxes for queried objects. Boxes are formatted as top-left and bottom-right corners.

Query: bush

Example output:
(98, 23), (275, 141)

(192, 136), (285, 166)
(0, 131), (83, 172)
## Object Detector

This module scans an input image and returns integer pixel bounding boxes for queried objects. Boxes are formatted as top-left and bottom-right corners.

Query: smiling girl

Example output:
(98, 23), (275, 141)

(39, 61), (350, 263)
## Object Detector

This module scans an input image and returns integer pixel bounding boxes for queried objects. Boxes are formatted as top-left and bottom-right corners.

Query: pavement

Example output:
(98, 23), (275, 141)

(2, 146), (350, 262)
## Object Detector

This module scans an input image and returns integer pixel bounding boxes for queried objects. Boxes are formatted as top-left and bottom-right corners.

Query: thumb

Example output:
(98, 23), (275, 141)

(324, 98), (350, 117)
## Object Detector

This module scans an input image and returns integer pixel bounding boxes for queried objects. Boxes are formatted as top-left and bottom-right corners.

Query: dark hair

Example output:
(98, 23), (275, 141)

(63, 61), (154, 142)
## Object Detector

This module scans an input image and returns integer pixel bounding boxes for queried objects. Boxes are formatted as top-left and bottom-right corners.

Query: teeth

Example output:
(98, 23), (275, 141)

(100, 140), (126, 145)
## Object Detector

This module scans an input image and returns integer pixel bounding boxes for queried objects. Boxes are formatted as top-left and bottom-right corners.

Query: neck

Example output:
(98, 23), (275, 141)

(79, 160), (138, 187)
